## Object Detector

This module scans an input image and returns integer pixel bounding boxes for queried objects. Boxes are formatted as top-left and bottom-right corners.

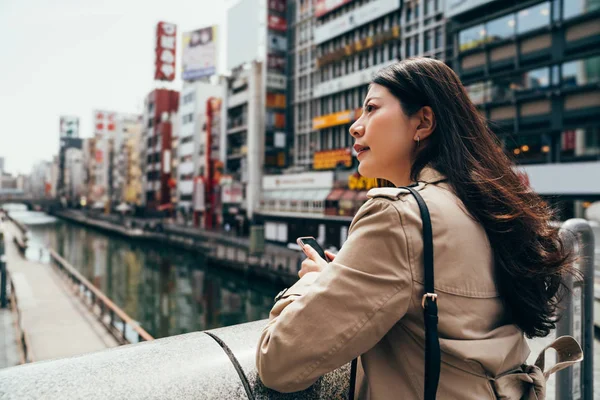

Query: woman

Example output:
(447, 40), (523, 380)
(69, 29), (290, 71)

(256, 58), (578, 399)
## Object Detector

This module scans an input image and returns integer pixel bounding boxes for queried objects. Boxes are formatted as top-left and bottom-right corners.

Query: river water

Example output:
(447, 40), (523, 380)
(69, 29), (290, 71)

(4, 204), (282, 339)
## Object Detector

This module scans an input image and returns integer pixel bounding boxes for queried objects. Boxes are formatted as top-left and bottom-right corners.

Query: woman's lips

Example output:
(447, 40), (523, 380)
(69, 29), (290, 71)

(356, 148), (370, 159)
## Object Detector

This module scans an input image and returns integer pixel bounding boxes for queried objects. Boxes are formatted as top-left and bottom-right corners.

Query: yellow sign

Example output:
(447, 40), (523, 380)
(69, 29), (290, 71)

(348, 174), (377, 191)
(312, 108), (362, 130)
(313, 149), (352, 170)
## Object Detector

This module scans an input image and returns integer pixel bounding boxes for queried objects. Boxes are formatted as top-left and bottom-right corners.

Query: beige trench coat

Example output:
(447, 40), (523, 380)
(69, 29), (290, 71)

(256, 167), (582, 399)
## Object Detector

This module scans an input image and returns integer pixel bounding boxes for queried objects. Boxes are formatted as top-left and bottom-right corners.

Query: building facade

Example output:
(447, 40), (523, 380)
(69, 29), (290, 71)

(141, 89), (179, 213)
(177, 81), (225, 215)
(64, 147), (85, 206)
(447, 0), (600, 219)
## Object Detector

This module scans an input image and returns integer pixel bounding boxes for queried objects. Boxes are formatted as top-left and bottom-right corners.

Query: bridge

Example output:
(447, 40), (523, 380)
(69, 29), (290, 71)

(0, 195), (61, 211)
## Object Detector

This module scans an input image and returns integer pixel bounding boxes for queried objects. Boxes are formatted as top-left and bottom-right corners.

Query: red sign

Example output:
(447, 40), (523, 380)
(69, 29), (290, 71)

(94, 110), (116, 136)
(155, 22), (177, 81)
(268, 15), (287, 32)
(268, 0), (286, 13)
(315, 0), (352, 17)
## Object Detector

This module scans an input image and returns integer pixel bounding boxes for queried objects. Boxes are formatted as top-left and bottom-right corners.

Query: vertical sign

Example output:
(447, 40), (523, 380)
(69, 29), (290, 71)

(94, 111), (117, 137)
(182, 26), (218, 81)
(59, 116), (80, 138)
(155, 22), (177, 81)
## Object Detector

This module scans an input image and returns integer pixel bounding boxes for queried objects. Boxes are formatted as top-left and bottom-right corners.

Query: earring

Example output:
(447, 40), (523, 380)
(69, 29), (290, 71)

(416, 136), (420, 148)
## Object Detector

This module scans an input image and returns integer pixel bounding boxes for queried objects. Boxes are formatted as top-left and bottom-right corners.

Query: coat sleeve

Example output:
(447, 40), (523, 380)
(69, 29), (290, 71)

(256, 198), (414, 393)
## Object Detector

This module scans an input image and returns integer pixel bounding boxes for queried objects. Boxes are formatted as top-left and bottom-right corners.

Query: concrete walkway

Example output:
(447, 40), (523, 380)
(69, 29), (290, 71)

(2, 222), (118, 362)
(0, 309), (19, 369)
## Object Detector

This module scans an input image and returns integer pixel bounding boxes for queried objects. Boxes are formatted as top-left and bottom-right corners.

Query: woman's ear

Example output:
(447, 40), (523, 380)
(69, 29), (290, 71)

(415, 106), (436, 141)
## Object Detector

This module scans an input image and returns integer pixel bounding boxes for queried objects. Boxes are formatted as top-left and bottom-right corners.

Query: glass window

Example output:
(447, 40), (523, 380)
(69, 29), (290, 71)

(424, 31), (432, 52)
(406, 37), (412, 57)
(435, 27), (443, 48)
(506, 134), (550, 163)
(459, 24), (486, 51)
(414, 35), (419, 55)
(517, 2), (551, 34)
(563, 0), (600, 20)
(486, 13), (516, 43)
(523, 67), (550, 90)
(562, 55), (600, 87)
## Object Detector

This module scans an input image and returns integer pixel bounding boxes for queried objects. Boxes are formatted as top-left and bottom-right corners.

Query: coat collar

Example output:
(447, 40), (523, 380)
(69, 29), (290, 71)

(417, 166), (447, 185)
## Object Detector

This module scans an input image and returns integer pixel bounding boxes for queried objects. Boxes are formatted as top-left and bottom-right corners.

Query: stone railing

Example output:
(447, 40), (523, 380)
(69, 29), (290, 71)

(0, 319), (351, 399)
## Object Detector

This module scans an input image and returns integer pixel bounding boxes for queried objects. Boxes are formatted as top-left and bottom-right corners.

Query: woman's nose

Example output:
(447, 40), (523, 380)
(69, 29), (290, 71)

(349, 121), (365, 138)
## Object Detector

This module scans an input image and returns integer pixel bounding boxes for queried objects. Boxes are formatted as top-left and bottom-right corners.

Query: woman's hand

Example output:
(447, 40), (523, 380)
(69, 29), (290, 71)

(298, 246), (336, 278)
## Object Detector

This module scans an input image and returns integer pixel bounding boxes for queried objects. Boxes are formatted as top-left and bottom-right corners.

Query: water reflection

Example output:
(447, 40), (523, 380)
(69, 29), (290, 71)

(6, 206), (281, 339)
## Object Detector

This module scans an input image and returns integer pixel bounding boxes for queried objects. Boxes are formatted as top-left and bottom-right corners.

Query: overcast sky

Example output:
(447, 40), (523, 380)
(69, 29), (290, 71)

(0, 0), (235, 175)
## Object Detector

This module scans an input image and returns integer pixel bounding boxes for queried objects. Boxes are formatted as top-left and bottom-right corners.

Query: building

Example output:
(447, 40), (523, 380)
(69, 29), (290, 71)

(141, 89), (179, 213)
(111, 114), (143, 206)
(64, 148), (85, 206)
(29, 161), (53, 199)
(123, 122), (144, 206)
(256, 0), (447, 249)
(446, 0), (600, 219)
(177, 81), (225, 217)
(223, 0), (290, 233)
(57, 137), (83, 201)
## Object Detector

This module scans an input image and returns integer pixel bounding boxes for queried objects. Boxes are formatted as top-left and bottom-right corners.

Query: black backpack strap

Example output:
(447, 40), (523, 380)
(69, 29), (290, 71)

(404, 186), (440, 400)
(348, 185), (440, 400)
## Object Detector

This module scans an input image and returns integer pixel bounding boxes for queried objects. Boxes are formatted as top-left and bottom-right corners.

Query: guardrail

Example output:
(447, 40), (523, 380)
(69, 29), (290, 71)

(48, 248), (154, 345)
(0, 218), (594, 399)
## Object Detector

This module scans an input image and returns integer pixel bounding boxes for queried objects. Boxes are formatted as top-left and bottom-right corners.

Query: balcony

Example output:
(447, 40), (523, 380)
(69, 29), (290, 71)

(316, 26), (400, 68)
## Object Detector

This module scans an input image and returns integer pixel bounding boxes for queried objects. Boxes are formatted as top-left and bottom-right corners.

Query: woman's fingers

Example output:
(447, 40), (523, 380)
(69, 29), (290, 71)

(298, 258), (322, 278)
(324, 250), (336, 261)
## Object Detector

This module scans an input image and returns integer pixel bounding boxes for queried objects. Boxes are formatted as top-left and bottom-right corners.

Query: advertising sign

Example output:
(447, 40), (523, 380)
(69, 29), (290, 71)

(268, 15), (287, 32)
(267, 54), (286, 72)
(268, 0), (286, 12)
(59, 116), (80, 138)
(155, 22), (177, 81)
(182, 26), (218, 81)
(312, 108), (362, 130)
(315, 0), (353, 18)
(315, 0), (401, 45)
(93, 110), (117, 136)
(268, 33), (287, 52)
(267, 73), (286, 90)
(313, 148), (353, 170)
(445, 0), (496, 18)
(193, 177), (205, 211)
(222, 182), (244, 203)
(263, 171), (334, 190)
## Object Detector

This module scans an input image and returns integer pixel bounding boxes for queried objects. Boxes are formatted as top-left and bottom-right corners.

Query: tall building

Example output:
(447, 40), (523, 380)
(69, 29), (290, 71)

(29, 161), (53, 198)
(177, 81), (225, 215)
(446, 0), (600, 219)
(141, 89), (179, 213)
(64, 148), (85, 205)
(223, 0), (290, 233)
(255, 0), (447, 249)
(111, 114), (143, 206)
(123, 121), (144, 206)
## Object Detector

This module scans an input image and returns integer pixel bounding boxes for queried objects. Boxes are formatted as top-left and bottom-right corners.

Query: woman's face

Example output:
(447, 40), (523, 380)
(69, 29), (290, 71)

(349, 83), (419, 185)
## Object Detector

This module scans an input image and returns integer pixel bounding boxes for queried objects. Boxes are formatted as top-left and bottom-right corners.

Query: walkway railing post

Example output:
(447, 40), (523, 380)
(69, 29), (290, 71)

(556, 218), (595, 400)
(0, 254), (7, 309)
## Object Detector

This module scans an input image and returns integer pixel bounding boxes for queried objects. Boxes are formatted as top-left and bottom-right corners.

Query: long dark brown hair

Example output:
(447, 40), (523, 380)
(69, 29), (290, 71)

(371, 58), (573, 338)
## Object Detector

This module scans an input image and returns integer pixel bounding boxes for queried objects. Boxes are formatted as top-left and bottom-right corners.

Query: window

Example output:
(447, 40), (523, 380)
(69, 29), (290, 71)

(522, 67), (550, 90)
(424, 31), (432, 52)
(562, 55), (600, 87)
(486, 13), (516, 43)
(414, 35), (419, 55)
(563, 0), (600, 20)
(435, 27), (443, 49)
(517, 2), (550, 34)
(459, 24), (486, 51)
(406, 37), (412, 57)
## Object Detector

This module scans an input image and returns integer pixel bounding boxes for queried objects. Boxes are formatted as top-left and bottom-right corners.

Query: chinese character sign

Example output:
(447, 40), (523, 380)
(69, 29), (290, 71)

(59, 116), (80, 138)
(155, 22), (177, 81)
(93, 110), (116, 136)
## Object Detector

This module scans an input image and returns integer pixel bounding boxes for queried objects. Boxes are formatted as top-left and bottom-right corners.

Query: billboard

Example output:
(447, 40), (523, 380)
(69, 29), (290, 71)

(315, 0), (352, 17)
(155, 21), (177, 81)
(268, 0), (286, 13)
(313, 149), (353, 170)
(93, 110), (117, 136)
(182, 26), (218, 81)
(60, 116), (80, 138)
(445, 0), (496, 18)
(268, 33), (287, 52)
(267, 54), (285, 72)
(268, 15), (287, 32)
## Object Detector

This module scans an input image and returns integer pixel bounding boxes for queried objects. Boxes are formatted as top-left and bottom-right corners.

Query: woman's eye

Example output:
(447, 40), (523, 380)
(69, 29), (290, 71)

(365, 104), (374, 112)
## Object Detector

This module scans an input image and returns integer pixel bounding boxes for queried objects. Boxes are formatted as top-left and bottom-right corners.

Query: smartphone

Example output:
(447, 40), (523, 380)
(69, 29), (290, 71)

(297, 236), (329, 261)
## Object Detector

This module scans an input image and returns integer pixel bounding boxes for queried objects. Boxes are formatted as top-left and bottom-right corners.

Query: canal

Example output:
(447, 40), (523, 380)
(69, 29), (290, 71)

(5, 204), (283, 339)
